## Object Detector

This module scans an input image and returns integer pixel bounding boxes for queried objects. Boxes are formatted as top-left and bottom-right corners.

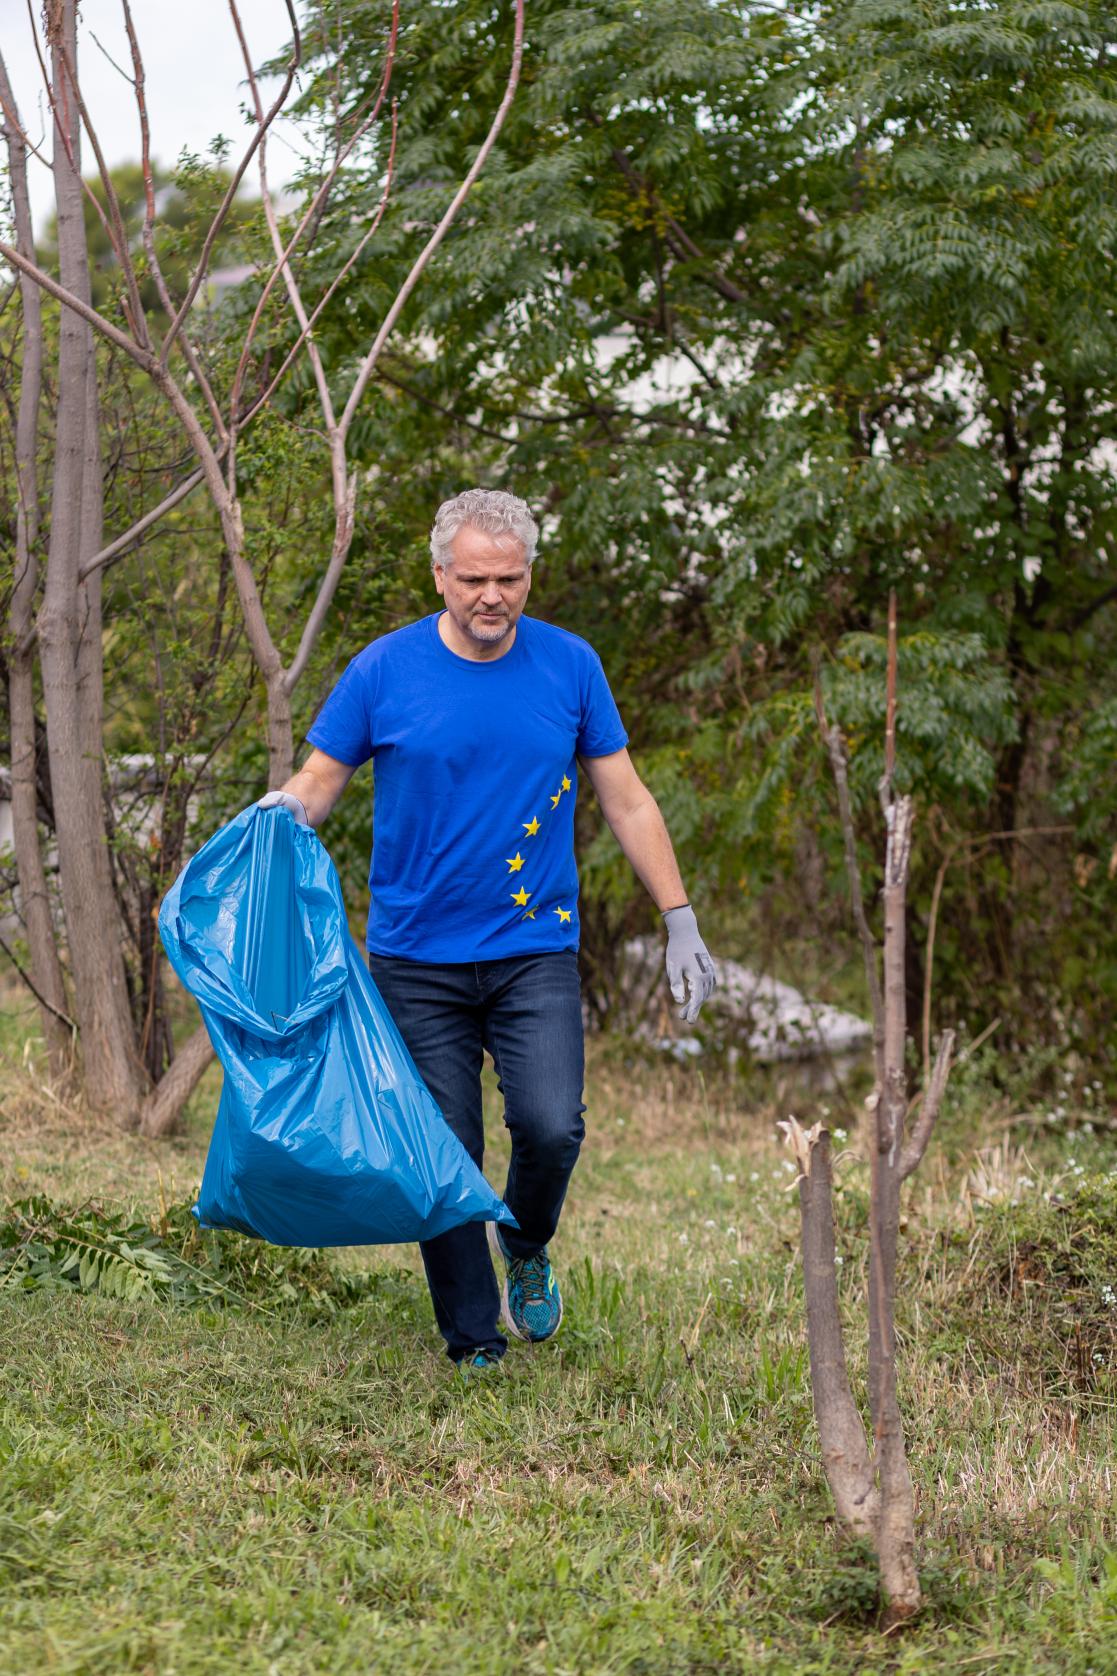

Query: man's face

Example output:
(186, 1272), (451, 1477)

(433, 524), (532, 648)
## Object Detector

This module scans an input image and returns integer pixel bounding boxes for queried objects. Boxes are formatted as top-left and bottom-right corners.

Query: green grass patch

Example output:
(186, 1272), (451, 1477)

(1, 1042), (1115, 1673)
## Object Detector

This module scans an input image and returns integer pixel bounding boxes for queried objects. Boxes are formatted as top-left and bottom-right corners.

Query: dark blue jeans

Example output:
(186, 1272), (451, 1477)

(368, 950), (586, 1361)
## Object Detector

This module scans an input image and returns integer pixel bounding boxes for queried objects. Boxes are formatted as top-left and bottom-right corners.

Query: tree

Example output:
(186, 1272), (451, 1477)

(286, 0), (1116, 1049)
(0, 0), (523, 1128)
(0, 51), (72, 1080)
(781, 598), (954, 1620)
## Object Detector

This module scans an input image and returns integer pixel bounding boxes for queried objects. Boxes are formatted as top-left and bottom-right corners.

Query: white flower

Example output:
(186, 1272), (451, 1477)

(725, 1226), (736, 1236)
(705, 1219), (716, 1228)
(678, 1232), (688, 1244)
(833, 1127), (848, 1142)
(725, 1174), (737, 1183)
(749, 1172), (759, 1183)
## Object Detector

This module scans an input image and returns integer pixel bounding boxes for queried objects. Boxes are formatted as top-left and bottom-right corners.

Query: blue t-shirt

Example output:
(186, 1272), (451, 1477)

(306, 612), (628, 961)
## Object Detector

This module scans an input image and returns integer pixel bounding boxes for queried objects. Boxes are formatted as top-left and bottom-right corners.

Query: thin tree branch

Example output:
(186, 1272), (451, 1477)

(78, 463), (211, 581)
(229, 0), (340, 433)
(338, 0), (526, 440)
(823, 721), (885, 1080)
(882, 587), (897, 798)
(233, 96), (399, 431)
(0, 930), (78, 1033)
(0, 237), (154, 364)
(229, 1), (399, 427)
(1068, 578), (1117, 631)
(121, 0), (227, 441)
(900, 1030), (954, 1180)
(54, 28), (150, 347)
(585, 110), (748, 307)
(161, 3), (302, 361)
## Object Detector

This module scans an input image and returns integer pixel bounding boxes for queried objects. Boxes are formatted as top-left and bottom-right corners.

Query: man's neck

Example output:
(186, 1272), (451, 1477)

(437, 610), (519, 663)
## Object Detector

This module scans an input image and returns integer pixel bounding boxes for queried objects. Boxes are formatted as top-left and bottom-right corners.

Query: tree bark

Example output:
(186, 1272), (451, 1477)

(0, 50), (72, 1078)
(36, 3), (147, 1122)
(871, 794), (920, 1618)
(782, 1119), (879, 1538)
(139, 1023), (214, 1137)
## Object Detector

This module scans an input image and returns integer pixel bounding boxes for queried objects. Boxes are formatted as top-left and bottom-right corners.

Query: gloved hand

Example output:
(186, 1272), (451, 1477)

(257, 790), (309, 825)
(663, 904), (717, 1024)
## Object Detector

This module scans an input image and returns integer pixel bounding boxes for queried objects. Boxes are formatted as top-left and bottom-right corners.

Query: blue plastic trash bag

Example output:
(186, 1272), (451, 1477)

(158, 804), (515, 1246)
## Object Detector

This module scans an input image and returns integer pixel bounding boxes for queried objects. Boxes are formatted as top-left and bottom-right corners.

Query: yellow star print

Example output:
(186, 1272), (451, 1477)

(506, 853), (525, 874)
(522, 908), (537, 921)
(550, 793), (562, 809)
(511, 886), (531, 908)
(561, 776), (571, 792)
(554, 906), (572, 924)
(522, 817), (540, 836)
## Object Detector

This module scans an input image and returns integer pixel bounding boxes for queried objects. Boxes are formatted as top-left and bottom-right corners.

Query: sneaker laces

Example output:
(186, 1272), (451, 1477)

(512, 1251), (549, 1304)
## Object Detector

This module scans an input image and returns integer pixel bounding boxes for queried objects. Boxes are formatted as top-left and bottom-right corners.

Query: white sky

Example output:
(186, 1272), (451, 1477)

(1, 0), (303, 236)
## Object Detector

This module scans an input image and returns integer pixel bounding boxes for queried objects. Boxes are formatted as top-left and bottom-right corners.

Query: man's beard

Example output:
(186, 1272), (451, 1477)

(468, 610), (512, 642)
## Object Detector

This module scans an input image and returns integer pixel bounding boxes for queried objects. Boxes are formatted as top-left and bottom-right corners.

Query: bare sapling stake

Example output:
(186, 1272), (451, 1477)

(780, 592), (955, 1621)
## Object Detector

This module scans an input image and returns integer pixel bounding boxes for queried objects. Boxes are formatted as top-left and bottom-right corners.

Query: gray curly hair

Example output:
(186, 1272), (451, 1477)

(429, 488), (539, 571)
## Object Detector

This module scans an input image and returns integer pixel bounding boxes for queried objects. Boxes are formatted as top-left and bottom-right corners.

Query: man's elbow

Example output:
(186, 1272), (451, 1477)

(604, 789), (659, 834)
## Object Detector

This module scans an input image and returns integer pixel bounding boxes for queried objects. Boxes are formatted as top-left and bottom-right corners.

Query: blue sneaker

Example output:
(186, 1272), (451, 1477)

(455, 1348), (502, 1378)
(489, 1225), (563, 1343)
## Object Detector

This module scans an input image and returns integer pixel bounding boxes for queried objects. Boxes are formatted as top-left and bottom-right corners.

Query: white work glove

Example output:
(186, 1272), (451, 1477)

(257, 790), (309, 825)
(663, 904), (717, 1024)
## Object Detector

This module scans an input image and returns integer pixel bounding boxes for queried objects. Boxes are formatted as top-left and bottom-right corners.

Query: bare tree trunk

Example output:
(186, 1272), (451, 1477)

(0, 51), (72, 1077)
(266, 670), (294, 789)
(36, 3), (146, 1122)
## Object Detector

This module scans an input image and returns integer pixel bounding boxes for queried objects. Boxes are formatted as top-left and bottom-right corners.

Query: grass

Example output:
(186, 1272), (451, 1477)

(1, 990), (1115, 1675)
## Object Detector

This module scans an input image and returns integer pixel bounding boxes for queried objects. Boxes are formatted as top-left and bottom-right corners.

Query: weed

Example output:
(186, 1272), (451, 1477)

(0, 1195), (400, 1317)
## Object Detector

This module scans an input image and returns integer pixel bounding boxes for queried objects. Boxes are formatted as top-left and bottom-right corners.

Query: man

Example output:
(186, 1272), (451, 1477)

(261, 488), (715, 1372)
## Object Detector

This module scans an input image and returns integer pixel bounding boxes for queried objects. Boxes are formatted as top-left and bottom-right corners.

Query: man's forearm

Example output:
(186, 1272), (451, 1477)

(606, 795), (688, 911)
(280, 765), (338, 827)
